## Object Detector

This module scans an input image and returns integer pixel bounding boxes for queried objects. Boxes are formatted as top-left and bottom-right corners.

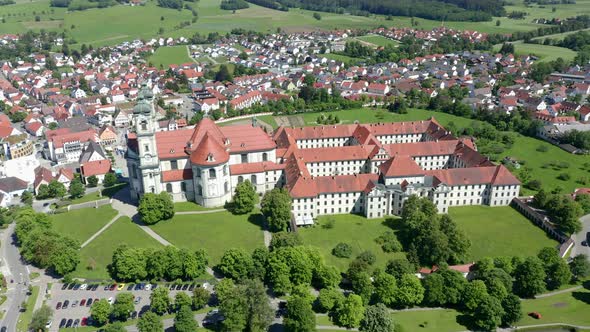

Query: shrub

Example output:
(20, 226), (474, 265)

(375, 231), (402, 253)
(332, 243), (352, 258)
(322, 218), (335, 229)
(356, 251), (376, 265)
(557, 173), (571, 181)
(536, 145), (549, 152)
(525, 180), (542, 191)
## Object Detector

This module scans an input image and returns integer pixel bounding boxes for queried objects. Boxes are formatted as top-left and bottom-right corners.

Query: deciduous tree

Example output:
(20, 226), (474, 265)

(138, 192), (174, 225)
(219, 248), (253, 280)
(68, 180), (85, 199)
(394, 274), (424, 308)
(174, 305), (197, 332)
(513, 256), (546, 298)
(570, 254), (590, 280)
(473, 296), (504, 331)
(91, 299), (112, 326)
(261, 188), (292, 232)
(150, 287), (171, 315)
(112, 292), (135, 321)
(501, 294), (522, 327)
(359, 303), (395, 332)
(137, 311), (163, 332)
(174, 292), (192, 312)
(231, 180), (257, 214)
(29, 305), (53, 332)
(284, 295), (316, 332)
(335, 294), (365, 328)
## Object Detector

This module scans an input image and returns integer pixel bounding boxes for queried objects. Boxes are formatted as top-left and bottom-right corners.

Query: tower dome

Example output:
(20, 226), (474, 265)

(189, 133), (229, 166)
(133, 97), (153, 115)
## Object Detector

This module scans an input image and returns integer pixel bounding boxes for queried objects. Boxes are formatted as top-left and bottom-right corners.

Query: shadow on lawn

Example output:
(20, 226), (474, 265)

(247, 213), (266, 231)
(572, 291), (590, 305)
(456, 313), (476, 331)
(383, 217), (403, 231)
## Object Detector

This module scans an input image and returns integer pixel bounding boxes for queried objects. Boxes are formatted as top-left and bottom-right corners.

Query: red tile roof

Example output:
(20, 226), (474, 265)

(428, 165), (519, 186)
(189, 133), (229, 166)
(288, 173), (378, 198)
(162, 168), (193, 182)
(81, 159), (111, 177)
(230, 161), (285, 175)
(380, 155), (424, 177)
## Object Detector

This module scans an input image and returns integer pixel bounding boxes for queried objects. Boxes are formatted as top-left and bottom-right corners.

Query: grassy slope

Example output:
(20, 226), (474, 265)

(74, 216), (163, 280)
(149, 210), (265, 265)
(449, 206), (557, 260)
(148, 45), (193, 68)
(494, 41), (577, 62)
(274, 108), (590, 194)
(51, 205), (118, 243)
(519, 287), (590, 327)
(298, 214), (405, 272)
(356, 34), (400, 47)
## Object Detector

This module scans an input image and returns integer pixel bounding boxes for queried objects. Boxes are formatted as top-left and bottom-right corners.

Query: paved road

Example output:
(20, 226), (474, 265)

(0, 223), (31, 331)
(572, 214), (590, 261)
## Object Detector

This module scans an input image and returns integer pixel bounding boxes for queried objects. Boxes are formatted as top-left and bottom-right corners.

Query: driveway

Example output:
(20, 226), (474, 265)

(572, 214), (590, 261)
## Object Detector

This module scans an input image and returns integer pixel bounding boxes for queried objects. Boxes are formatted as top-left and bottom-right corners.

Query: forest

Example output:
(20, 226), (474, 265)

(244, 0), (505, 22)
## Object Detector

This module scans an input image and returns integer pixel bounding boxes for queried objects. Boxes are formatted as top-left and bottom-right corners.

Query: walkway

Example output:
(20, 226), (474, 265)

(535, 285), (584, 299)
(80, 213), (121, 248)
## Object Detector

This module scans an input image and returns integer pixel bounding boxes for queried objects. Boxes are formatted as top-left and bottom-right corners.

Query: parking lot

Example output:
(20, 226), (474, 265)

(48, 282), (210, 331)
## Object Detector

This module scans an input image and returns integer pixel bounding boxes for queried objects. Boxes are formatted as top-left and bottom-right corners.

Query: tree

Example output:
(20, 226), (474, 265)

(103, 173), (118, 188)
(111, 245), (147, 281)
(335, 294), (365, 328)
(215, 64), (233, 82)
(36, 184), (50, 199)
(373, 270), (397, 307)
(463, 280), (489, 311)
(394, 274), (424, 308)
(21, 191), (33, 205)
(269, 232), (302, 251)
(218, 279), (273, 332)
(350, 271), (373, 305)
(137, 311), (163, 332)
(546, 259), (572, 290)
(501, 294), (522, 327)
(231, 180), (257, 214)
(313, 12), (321, 20)
(68, 180), (85, 199)
(29, 305), (53, 332)
(112, 292), (135, 321)
(570, 254), (590, 280)
(138, 192), (175, 225)
(219, 248), (253, 280)
(359, 303), (395, 332)
(104, 322), (126, 332)
(422, 273), (446, 306)
(513, 256), (546, 298)
(174, 292), (192, 312)
(386, 258), (414, 280)
(284, 295), (316, 332)
(174, 305), (197, 332)
(314, 263), (341, 290)
(87, 175), (99, 187)
(261, 188), (292, 232)
(192, 287), (210, 310)
(317, 288), (345, 313)
(473, 296), (504, 331)
(48, 180), (66, 198)
(91, 299), (112, 326)
(150, 287), (171, 315)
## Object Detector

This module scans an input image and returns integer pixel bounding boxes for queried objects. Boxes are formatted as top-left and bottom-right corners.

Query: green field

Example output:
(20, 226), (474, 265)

(518, 287), (590, 328)
(494, 41), (577, 62)
(149, 210), (265, 265)
(174, 201), (222, 212)
(51, 205), (118, 243)
(74, 216), (164, 280)
(149, 45), (193, 68)
(356, 34), (400, 48)
(322, 53), (364, 64)
(298, 214), (405, 272)
(450, 206), (558, 260)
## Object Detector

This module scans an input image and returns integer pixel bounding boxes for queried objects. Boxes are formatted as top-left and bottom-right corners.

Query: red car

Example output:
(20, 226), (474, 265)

(81, 317), (88, 326)
(55, 302), (62, 310)
(109, 284), (117, 291)
(80, 299), (86, 306)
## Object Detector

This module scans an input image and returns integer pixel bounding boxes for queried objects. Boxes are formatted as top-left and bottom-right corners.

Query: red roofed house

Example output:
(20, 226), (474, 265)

(80, 159), (112, 184)
(126, 87), (521, 222)
(46, 128), (97, 164)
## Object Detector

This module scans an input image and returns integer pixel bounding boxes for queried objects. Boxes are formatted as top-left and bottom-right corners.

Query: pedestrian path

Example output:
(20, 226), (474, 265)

(80, 213), (121, 248)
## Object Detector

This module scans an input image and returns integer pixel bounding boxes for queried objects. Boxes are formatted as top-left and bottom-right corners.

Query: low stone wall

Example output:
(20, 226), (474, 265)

(67, 198), (112, 211)
(511, 197), (574, 258)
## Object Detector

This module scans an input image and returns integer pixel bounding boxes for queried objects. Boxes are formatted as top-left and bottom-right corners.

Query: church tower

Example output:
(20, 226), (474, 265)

(129, 84), (162, 197)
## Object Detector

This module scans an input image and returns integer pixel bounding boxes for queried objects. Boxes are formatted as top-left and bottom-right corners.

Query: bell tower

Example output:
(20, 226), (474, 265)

(133, 84), (161, 195)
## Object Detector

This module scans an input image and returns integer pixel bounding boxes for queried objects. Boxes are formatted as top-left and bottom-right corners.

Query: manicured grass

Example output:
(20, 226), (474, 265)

(356, 34), (400, 47)
(16, 285), (40, 332)
(149, 210), (265, 265)
(517, 287), (590, 327)
(74, 216), (164, 280)
(149, 45), (193, 68)
(174, 201), (222, 212)
(322, 53), (364, 64)
(449, 206), (558, 260)
(51, 205), (118, 243)
(298, 214), (405, 272)
(391, 309), (465, 332)
(494, 41), (577, 63)
(67, 183), (127, 205)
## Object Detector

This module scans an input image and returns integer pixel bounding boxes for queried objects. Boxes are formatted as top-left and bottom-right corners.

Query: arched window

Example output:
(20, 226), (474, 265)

(197, 185), (202, 195)
(224, 181), (229, 194)
(181, 182), (186, 192)
(262, 152), (268, 162)
(166, 183), (172, 193)
(251, 175), (256, 184)
(238, 176), (243, 183)
(209, 168), (216, 179)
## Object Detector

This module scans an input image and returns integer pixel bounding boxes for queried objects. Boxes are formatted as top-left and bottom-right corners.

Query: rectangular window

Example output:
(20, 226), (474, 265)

(170, 160), (178, 170)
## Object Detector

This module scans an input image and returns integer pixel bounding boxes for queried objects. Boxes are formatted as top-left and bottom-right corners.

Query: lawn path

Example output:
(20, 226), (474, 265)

(186, 45), (198, 64)
(80, 213), (121, 248)
(534, 285), (583, 299)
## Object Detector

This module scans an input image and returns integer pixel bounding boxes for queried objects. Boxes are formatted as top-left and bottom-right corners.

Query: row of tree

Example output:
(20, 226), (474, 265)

(110, 245), (208, 282)
(231, 183), (293, 232)
(533, 189), (587, 234)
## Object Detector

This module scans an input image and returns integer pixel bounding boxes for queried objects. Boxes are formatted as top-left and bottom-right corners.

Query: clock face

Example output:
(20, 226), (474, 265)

(144, 154), (152, 162)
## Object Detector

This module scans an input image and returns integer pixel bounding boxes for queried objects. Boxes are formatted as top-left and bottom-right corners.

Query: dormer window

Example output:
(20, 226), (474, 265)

(207, 153), (215, 162)
(224, 138), (231, 145)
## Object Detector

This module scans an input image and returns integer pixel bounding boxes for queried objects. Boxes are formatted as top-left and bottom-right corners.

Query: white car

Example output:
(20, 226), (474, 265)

(108, 297), (114, 305)
(144, 284), (152, 291)
(80, 284), (88, 290)
(45, 320), (52, 329)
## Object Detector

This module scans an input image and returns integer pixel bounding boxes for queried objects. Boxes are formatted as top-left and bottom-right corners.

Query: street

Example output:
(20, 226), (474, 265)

(572, 214), (590, 261)
(0, 223), (31, 331)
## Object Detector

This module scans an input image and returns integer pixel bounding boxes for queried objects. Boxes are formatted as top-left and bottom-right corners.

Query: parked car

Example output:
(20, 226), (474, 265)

(152, 284), (158, 290)
(63, 300), (69, 309)
(134, 296), (141, 305)
(79, 283), (88, 290)
(55, 302), (62, 310)
(86, 298), (93, 307)
(188, 284), (195, 291)
(182, 284), (189, 291)
(59, 319), (67, 328)
(104, 285), (110, 291)
(67, 284), (75, 290)
(108, 297), (114, 304)
(72, 284), (80, 290)
(127, 284), (135, 291)
(92, 284), (99, 291)
(61, 284), (68, 290)
(66, 319), (73, 328)
(169, 284), (176, 290)
(45, 320), (52, 329)
(80, 299), (86, 306)
(130, 311), (138, 319)
(109, 284), (117, 291)
(117, 283), (126, 291)
(144, 284), (152, 291)
(73, 319), (80, 327)
(72, 300), (78, 308)
(176, 284), (183, 290)
(81, 317), (88, 326)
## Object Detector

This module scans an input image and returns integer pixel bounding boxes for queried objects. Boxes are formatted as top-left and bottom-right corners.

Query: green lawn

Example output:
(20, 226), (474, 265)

(322, 53), (364, 64)
(356, 34), (400, 47)
(51, 205), (118, 243)
(149, 45), (193, 68)
(518, 288), (590, 328)
(149, 210), (265, 265)
(391, 309), (465, 332)
(494, 41), (577, 63)
(67, 183), (127, 205)
(450, 206), (558, 261)
(16, 286), (40, 332)
(74, 216), (164, 280)
(174, 201), (222, 212)
(298, 214), (404, 272)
